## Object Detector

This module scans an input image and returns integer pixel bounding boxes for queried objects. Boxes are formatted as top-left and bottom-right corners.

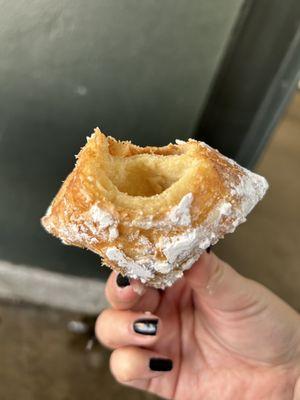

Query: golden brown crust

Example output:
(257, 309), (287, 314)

(41, 128), (268, 288)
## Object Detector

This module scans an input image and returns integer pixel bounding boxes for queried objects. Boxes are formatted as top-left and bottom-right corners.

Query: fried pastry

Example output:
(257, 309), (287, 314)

(41, 128), (268, 288)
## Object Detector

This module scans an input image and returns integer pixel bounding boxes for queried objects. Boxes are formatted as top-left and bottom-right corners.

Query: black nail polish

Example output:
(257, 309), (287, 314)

(149, 358), (173, 372)
(133, 319), (158, 336)
(206, 246), (211, 253)
(116, 273), (130, 288)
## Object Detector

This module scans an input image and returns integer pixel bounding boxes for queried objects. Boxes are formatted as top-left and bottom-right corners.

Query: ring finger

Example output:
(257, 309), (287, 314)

(96, 309), (161, 349)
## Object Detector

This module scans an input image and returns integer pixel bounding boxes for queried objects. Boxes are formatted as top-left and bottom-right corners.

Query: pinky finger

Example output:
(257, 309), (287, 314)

(110, 346), (173, 387)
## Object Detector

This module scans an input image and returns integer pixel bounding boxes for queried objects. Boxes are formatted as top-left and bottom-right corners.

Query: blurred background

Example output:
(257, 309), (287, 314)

(0, 0), (299, 399)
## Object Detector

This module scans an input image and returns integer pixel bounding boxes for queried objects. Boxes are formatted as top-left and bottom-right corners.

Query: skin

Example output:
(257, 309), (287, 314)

(96, 252), (300, 400)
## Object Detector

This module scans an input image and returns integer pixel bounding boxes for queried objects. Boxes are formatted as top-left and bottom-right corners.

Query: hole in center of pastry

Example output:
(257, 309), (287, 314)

(109, 155), (187, 197)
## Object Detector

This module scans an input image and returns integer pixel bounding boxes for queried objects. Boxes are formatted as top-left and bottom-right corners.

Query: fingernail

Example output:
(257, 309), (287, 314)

(206, 246), (211, 253)
(133, 318), (158, 336)
(149, 358), (173, 371)
(116, 273), (130, 288)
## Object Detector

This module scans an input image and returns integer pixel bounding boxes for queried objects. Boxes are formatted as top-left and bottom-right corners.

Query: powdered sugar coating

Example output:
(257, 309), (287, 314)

(168, 192), (193, 226)
(105, 247), (174, 280)
(105, 247), (154, 281)
(233, 167), (268, 216)
(104, 198), (229, 287)
(108, 226), (119, 241)
(59, 223), (98, 246)
(105, 168), (268, 288)
(89, 204), (115, 230)
(55, 203), (119, 246)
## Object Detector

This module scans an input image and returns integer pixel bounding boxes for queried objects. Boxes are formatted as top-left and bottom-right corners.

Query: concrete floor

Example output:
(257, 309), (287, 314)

(0, 92), (299, 399)
(0, 302), (157, 400)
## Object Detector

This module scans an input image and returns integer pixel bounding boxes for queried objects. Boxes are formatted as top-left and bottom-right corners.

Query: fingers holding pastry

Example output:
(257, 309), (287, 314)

(105, 271), (161, 313)
(95, 309), (161, 350)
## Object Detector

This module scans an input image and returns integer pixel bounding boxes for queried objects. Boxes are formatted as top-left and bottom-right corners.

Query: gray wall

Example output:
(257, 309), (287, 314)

(0, 0), (243, 277)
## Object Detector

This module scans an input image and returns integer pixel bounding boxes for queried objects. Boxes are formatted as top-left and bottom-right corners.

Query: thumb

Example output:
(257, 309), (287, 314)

(185, 252), (259, 312)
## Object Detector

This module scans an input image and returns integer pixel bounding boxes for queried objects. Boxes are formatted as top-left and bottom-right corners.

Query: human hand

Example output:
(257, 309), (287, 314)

(96, 252), (300, 399)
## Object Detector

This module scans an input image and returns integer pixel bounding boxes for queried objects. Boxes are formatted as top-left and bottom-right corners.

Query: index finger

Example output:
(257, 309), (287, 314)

(105, 271), (161, 313)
